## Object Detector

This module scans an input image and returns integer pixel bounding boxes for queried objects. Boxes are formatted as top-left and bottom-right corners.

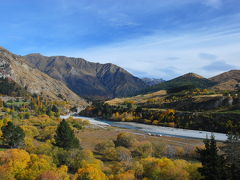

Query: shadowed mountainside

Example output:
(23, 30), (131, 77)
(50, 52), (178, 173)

(25, 54), (147, 99)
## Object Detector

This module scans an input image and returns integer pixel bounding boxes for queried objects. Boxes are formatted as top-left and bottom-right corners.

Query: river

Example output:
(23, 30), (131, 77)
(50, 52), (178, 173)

(60, 115), (228, 141)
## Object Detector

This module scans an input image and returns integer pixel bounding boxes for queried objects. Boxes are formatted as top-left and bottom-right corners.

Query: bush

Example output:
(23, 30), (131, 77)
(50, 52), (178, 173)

(95, 140), (115, 154)
(116, 146), (132, 162)
(132, 141), (153, 158)
(153, 143), (166, 158)
(115, 133), (137, 148)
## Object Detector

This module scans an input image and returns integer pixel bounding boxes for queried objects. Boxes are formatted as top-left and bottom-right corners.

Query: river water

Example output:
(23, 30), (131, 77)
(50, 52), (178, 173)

(60, 115), (228, 141)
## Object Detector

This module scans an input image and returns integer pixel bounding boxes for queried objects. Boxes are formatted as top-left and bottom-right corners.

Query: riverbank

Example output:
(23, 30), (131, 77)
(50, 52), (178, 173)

(61, 115), (228, 141)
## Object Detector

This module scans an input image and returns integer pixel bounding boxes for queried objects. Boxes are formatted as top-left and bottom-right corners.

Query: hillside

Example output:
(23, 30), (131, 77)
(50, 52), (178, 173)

(84, 86), (240, 134)
(0, 47), (88, 106)
(24, 54), (147, 99)
(210, 70), (240, 90)
(0, 78), (29, 97)
(141, 73), (216, 94)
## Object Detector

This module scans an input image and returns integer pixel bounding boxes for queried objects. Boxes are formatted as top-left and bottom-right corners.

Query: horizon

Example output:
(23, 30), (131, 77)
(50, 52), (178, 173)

(22, 50), (240, 81)
(0, 0), (240, 80)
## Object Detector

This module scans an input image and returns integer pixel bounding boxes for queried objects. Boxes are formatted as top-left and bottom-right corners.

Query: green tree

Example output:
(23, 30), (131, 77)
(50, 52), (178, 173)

(115, 132), (137, 148)
(196, 135), (226, 180)
(55, 119), (80, 149)
(1, 121), (25, 148)
(223, 132), (240, 180)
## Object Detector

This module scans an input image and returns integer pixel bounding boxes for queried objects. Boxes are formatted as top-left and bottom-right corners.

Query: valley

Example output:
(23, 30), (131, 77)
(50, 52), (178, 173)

(0, 47), (239, 180)
(1, 1), (240, 179)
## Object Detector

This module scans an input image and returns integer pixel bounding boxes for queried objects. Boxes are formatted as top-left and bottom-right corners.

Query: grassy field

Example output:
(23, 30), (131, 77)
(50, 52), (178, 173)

(5, 100), (29, 107)
(76, 126), (203, 151)
(106, 90), (167, 105)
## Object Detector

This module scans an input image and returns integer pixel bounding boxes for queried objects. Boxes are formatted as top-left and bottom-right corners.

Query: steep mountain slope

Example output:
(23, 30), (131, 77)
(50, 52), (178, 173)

(0, 47), (87, 106)
(141, 73), (217, 93)
(24, 54), (147, 99)
(209, 70), (240, 90)
(141, 78), (165, 86)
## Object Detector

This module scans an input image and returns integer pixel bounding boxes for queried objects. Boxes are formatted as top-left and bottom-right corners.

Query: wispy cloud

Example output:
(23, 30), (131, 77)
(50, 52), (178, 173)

(0, 0), (239, 79)
(203, 61), (237, 71)
(60, 17), (240, 79)
(199, 53), (218, 60)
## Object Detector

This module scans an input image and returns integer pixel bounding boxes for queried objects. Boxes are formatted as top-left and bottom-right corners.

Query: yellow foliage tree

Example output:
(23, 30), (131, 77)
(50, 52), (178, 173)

(0, 149), (63, 180)
(17, 154), (56, 180)
(140, 157), (202, 180)
(111, 170), (135, 180)
(0, 149), (31, 178)
(74, 164), (108, 180)
(21, 125), (40, 137)
(36, 165), (70, 180)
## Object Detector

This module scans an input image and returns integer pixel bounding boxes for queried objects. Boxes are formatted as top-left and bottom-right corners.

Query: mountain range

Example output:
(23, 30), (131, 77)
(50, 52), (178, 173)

(141, 78), (165, 86)
(0, 46), (239, 103)
(24, 54), (147, 99)
(141, 71), (240, 94)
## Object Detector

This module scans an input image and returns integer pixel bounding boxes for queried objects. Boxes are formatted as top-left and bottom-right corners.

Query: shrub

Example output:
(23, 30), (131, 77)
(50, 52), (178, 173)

(132, 141), (153, 158)
(115, 133), (137, 148)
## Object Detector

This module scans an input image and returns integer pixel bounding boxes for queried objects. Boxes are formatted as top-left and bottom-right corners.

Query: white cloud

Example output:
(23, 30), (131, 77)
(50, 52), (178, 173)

(43, 0), (239, 80)
(53, 27), (240, 79)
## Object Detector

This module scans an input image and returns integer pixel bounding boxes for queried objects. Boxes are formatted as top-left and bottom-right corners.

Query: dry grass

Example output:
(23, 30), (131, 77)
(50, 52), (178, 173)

(76, 126), (203, 151)
(106, 90), (167, 105)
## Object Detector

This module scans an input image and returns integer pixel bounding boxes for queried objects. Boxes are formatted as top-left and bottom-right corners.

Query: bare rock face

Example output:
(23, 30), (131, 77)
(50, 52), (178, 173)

(0, 47), (88, 107)
(24, 54), (147, 99)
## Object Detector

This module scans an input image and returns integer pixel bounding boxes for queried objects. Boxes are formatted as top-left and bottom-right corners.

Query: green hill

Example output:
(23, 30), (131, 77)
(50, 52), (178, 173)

(141, 73), (217, 94)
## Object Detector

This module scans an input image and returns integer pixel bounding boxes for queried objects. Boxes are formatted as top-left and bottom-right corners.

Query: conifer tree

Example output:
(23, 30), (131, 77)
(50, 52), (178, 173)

(55, 119), (80, 149)
(1, 121), (25, 148)
(196, 135), (226, 180)
(223, 131), (240, 180)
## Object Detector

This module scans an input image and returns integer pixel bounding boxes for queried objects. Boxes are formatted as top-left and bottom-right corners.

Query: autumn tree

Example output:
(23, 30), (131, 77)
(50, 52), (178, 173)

(55, 119), (80, 149)
(196, 135), (226, 180)
(140, 157), (193, 180)
(1, 121), (25, 148)
(74, 165), (108, 180)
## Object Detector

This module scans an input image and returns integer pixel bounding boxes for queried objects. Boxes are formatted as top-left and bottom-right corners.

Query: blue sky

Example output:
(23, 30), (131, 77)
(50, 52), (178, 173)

(0, 0), (240, 79)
